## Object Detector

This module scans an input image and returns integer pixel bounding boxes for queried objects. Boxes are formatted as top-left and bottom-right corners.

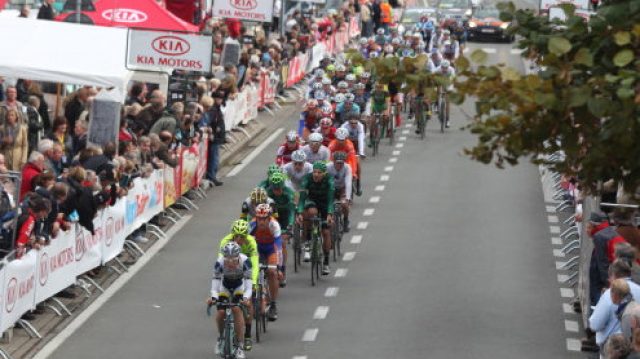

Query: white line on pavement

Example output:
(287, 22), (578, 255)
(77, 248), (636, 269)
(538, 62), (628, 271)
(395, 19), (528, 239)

(399, 136), (407, 141)
(350, 235), (363, 244)
(384, 166), (394, 172)
(563, 303), (574, 314)
(550, 225), (560, 234)
(546, 205), (556, 213)
(548, 215), (559, 223)
(402, 129), (410, 135)
(369, 196), (380, 203)
(510, 48), (524, 55)
(363, 208), (375, 216)
(335, 268), (348, 277)
(565, 320), (579, 332)
(302, 328), (319, 342)
(553, 249), (565, 258)
(566, 338), (581, 351)
(293, 356), (308, 359)
(395, 143), (404, 148)
(405, 123), (412, 128)
(557, 274), (569, 283)
(227, 128), (284, 177)
(325, 287), (339, 297)
(357, 222), (369, 230)
(482, 47), (497, 54)
(560, 288), (575, 298)
(375, 185), (385, 192)
(551, 237), (562, 246)
(392, 150), (401, 156)
(33, 215), (193, 359)
(389, 157), (398, 163)
(380, 175), (390, 181)
(343, 252), (356, 261)
(314, 306), (330, 319)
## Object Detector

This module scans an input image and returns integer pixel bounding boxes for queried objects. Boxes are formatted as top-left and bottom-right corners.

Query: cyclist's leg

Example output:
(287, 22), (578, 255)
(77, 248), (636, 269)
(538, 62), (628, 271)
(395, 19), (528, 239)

(231, 292), (245, 344)
(319, 207), (332, 264)
(445, 93), (451, 127)
(277, 215), (289, 283)
(266, 250), (279, 303)
(216, 292), (231, 336)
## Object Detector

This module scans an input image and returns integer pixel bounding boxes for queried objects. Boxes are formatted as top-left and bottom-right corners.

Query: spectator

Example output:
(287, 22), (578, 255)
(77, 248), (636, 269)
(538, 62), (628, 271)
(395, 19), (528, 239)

(63, 88), (88, 134)
(72, 118), (88, 158)
(615, 242), (640, 284)
(26, 95), (45, 154)
(20, 151), (45, 200)
(136, 90), (166, 134)
(149, 133), (177, 168)
(40, 140), (64, 177)
(126, 82), (147, 106)
(206, 91), (225, 186)
(37, 0), (56, 20)
(612, 278), (638, 337)
(15, 194), (50, 258)
(27, 82), (50, 133)
(219, 75), (238, 102)
(16, 79), (31, 103)
(590, 211), (628, 306)
(0, 86), (25, 124)
(47, 116), (72, 162)
(119, 117), (135, 143)
(0, 108), (28, 171)
(64, 166), (99, 234)
(149, 103), (179, 135)
(616, 209), (640, 249)
(605, 333), (632, 359)
(360, 0), (373, 37)
(19, 5), (30, 18)
(34, 176), (68, 239)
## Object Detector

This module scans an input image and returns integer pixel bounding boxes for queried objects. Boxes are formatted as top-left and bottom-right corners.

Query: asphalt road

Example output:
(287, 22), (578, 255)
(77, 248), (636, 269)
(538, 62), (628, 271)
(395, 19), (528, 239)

(43, 43), (582, 359)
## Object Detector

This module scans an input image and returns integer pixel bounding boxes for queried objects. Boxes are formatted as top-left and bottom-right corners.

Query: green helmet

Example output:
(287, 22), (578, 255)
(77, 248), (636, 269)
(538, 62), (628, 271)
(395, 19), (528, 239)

(313, 161), (327, 172)
(267, 164), (281, 177)
(269, 172), (286, 187)
(231, 219), (249, 236)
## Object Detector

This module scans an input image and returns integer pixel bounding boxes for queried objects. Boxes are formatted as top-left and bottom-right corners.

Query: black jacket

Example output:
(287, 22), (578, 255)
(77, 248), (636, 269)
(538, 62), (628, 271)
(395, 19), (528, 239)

(37, 3), (55, 20)
(64, 178), (98, 234)
(64, 98), (85, 135)
(208, 105), (226, 144)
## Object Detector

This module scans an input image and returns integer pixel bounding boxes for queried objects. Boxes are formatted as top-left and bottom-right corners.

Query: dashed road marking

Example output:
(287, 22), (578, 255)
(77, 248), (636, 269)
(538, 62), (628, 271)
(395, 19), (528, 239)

(546, 205), (556, 213)
(550, 225), (561, 234)
(389, 157), (398, 163)
(511, 48), (524, 55)
(395, 143), (405, 148)
(548, 215), (559, 223)
(293, 356), (308, 359)
(482, 47), (497, 54)
(357, 222), (369, 230)
(325, 287), (339, 297)
(405, 123), (412, 128)
(363, 208), (375, 216)
(343, 252), (356, 261)
(302, 328), (319, 342)
(399, 136), (407, 141)
(369, 196), (381, 203)
(563, 303), (574, 314)
(335, 268), (348, 277)
(375, 185), (385, 192)
(314, 306), (330, 319)
(560, 288), (575, 298)
(564, 320), (579, 332)
(350, 235), (362, 244)
(384, 166), (394, 172)
(566, 338), (581, 351)
(557, 274), (570, 283)
(380, 175), (390, 181)
(553, 249), (565, 258)
(551, 237), (562, 246)
(402, 129), (410, 135)
(392, 150), (401, 156)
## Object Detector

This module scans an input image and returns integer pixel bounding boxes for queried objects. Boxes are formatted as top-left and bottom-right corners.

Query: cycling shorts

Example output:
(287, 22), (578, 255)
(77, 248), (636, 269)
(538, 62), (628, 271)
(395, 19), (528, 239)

(216, 290), (244, 310)
(334, 187), (347, 201)
(258, 243), (282, 266)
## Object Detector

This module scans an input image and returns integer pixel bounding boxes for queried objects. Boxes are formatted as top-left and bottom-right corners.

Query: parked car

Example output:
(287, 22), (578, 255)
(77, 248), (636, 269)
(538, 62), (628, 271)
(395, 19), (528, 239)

(467, 6), (514, 42)
(398, 7), (437, 34)
(436, 0), (473, 22)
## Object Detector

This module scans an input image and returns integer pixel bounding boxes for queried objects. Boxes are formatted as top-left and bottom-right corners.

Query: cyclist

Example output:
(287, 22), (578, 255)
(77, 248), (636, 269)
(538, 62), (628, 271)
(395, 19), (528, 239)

(241, 187), (276, 222)
(345, 73), (357, 90)
(249, 203), (282, 321)
(265, 172), (295, 287)
(327, 152), (352, 232)
(435, 59), (456, 128)
(370, 83), (391, 141)
(282, 150), (313, 193)
(353, 83), (370, 115)
(328, 128), (360, 195)
(296, 161), (334, 275)
(335, 93), (361, 126)
(340, 114), (366, 158)
(332, 64), (347, 86)
(321, 78), (336, 98)
(302, 132), (330, 164)
(218, 220), (258, 351)
(413, 90), (431, 135)
(315, 117), (336, 147)
(359, 72), (373, 92)
(208, 242), (252, 359)
(300, 99), (322, 140)
(276, 131), (301, 166)
(257, 164), (282, 189)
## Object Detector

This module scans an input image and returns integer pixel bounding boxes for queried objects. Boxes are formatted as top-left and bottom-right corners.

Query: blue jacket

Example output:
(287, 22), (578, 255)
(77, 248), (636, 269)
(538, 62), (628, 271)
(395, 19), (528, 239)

(589, 278), (640, 345)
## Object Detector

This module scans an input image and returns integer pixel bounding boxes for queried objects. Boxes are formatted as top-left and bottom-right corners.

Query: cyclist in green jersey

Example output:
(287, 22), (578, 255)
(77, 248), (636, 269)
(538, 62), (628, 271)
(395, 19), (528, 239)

(265, 172), (295, 287)
(257, 164), (282, 189)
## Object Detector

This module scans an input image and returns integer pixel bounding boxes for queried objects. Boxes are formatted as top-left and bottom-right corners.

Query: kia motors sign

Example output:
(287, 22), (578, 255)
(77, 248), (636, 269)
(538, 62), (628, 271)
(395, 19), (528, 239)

(212, 0), (274, 22)
(127, 29), (213, 73)
(102, 8), (148, 23)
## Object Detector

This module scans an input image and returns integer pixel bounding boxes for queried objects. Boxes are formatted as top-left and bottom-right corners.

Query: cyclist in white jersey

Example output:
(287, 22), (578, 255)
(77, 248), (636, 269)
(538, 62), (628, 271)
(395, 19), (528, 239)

(282, 150), (313, 192)
(327, 152), (352, 232)
(302, 132), (330, 163)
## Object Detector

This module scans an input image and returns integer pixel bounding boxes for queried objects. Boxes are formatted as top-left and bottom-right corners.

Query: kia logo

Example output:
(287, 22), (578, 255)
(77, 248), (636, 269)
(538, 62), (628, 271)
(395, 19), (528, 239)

(102, 8), (148, 23)
(152, 36), (190, 56)
(75, 228), (85, 261)
(230, 0), (257, 10)
(105, 217), (114, 246)
(39, 253), (49, 286)
(6, 277), (16, 313)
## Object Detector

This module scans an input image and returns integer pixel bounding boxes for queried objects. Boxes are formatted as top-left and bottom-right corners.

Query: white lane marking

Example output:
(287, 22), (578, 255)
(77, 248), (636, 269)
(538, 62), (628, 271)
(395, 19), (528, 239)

(395, 143), (404, 148)
(566, 338), (581, 351)
(33, 215), (193, 359)
(375, 185), (385, 192)
(399, 136), (407, 141)
(392, 150), (401, 156)
(325, 287), (339, 297)
(350, 235), (363, 244)
(314, 306), (330, 320)
(402, 129), (410, 135)
(563, 303), (574, 314)
(550, 225), (560, 234)
(565, 320), (579, 333)
(556, 261), (567, 270)
(553, 249), (565, 258)
(293, 356), (308, 359)
(380, 175), (390, 181)
(343, 252), (356, 261)
(357, 222), (369, 230)
(548, 215), (559, 223)
(546, 205), (556, 213)
(384, 166), (394, 172)
(560, 288), (575, 298)
(302, 328), (319, 342)
(363, 208), (375, 216)
(405, 123), (412, 128)
(227, 128), (284, 177)
(335, 268), (348, 277)
(389, 157), (398, 163)
(551, 237), (562, 246)
(463, 47), (471, 54)
(482, 47), (497, 54)
(511, 48), (524, 55)
(557, 274), (570, 283)
(369, 196), (380, 203)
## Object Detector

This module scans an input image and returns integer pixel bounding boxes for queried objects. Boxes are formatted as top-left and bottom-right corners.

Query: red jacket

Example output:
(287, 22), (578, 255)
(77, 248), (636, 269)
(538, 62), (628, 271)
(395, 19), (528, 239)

(591, 222), (628, 263)
(16, 211), (35, 248)
(20, 162), (42, 201)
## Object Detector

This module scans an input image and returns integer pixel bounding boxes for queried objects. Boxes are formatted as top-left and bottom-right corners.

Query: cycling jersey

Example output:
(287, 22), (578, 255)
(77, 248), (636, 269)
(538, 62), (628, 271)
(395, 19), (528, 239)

(302, 144), (331, 164)
(249, 218), (282, 255)
(302, 108), (322, 131)
(241, 196), (277, 221)
(276, 142), (300, 165)
(370, 90), (389, 113)
(436, 66), (456, 78)
(328, 139), (359, 179)
(211, 253), (253, 300)
(327, 162), (353, 200)
(335, 102), (361, 116)
(298, 173), (335, 214)
(282, 161), (313, 192)
(314, 126), (336, 147)
(340, 121), (365, 156)
(266, 186), (296, 229)
(218, 233), (259, 283)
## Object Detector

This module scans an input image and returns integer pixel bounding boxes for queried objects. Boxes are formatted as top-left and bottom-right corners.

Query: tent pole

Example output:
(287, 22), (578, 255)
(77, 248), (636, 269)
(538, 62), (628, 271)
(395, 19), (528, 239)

(55, 83), (62, 118)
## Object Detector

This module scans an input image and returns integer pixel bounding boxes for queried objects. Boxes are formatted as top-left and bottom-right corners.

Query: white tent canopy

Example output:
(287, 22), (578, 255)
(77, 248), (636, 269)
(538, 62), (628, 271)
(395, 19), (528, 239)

(0, 17), (167, 99)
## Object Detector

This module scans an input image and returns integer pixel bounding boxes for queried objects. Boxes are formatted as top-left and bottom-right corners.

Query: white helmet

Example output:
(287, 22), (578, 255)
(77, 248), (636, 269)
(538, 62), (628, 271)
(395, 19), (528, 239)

(377, 28), (385, 35)
(337, 81), (349, 89)
(312, 82), (323, 90)
(359, 38), (368, 45)
(345, 93), (355, 102)
(321, 77), (332, 85)
(308, 132), (323, 143)
(441, 60), (451, 68)
(334, 93), (346, 103)
(291, 149), (307, 162)
(314, 69), (325, 78)
(345, 74), (356, 82)
(335, 127), (349, 141)
(335, 64), (346, 72)
(286, 130), (298, 142)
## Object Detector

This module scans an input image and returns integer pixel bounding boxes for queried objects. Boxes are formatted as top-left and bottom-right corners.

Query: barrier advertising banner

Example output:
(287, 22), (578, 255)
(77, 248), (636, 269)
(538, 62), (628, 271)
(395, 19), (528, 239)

(127, 29), (213, 72)
(35, 231), (76, 304)
(212, 0), (274, 22)
(75, 223), (103, 276)
(163, 162), (181, 207)
(126, 172), (164, 232)
(181, 146), (199, 195)
(101, 199), (128, 263)
(1, 250), (37, 333)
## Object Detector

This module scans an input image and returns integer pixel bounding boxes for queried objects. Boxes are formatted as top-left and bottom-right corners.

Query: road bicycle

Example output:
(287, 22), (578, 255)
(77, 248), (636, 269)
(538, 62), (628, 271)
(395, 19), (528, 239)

(369, 112), (382, 157)
(436, 86), (449, 133)
(291, 221), (303, 273)
(413, 95), (428, 140)
(307, 216), (323, 286)
(253, 262), (277, 342)
(331, 201), (344, 262)
(207, 301), (243, 359)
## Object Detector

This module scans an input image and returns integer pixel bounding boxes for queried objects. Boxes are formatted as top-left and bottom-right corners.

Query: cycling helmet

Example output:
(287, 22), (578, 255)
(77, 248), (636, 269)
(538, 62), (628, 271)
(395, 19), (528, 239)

(337, 81), (348, 89)
(413, 33), (421, 38)
(443, 29), (451, 35)
(222, 242), (242, 258)
(354, 83), (366, 90)
(314, 90), (327, 100)
(335, 64), (346, 72)
(320, 117), (333, 127)
(231, 219), (249, 236)
(268, 164), (281, 176)
(321, 107), (333, 116)
(376, 28), (385, 35)
(404, 31), (413, 38)
(291, 149), (307, 162)
(359, 38), (368, 45)
(286, 130), (298, 142)
(384, 45), (394, 53)
(314, 69), (325, 78)
(345, 93), (355, 102)
(361, 72), (371, 79)
(312, 82), (323, 90)
(306, 99), (318, 108)
(369, 52), (380, 59)
(269, 172), (286, 187)
(333, 151), (347, 162)
(255, 203), (271, 218)
(334, 93), (346, 103)
(391, 38), (401, 45)
(441, 60), (451, 68)
(308, 132), (323, 143)
(326, 64), (336, 72)
(321, 78), (332, 85)
(345, 74), (356, 82)
(250, 187), (268, 204)
(312, 161), (327, 172)
(335, 127), (349, 141)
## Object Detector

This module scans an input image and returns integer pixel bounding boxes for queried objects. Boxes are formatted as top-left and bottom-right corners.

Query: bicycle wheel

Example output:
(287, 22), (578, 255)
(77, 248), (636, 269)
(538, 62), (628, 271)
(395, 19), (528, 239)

(331, 206), (341, 262)
(224, 317), (234, 358)
(262, 282), (268, 332)
(439, 99), (445, 133)
(253, 290), (261, 343)
(293, 223), (301, 273)
(310, 234), (317, 286)
(389, 113), (395, 146)
(420, 116), (426, 140)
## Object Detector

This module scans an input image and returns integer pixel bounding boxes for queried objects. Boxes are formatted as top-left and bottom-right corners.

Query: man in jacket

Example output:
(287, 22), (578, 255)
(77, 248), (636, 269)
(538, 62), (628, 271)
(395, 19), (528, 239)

(20, 151), (45, 200)
(136, 90), (166, 134)
(37, 0), (56, 20)
(206, 91), (226, 186)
